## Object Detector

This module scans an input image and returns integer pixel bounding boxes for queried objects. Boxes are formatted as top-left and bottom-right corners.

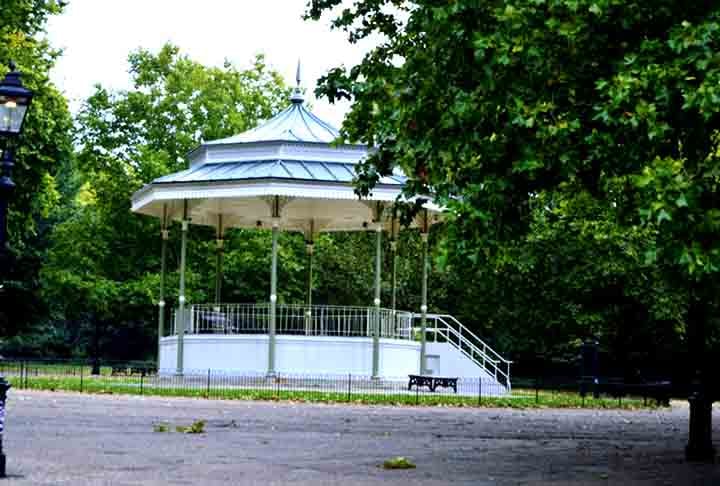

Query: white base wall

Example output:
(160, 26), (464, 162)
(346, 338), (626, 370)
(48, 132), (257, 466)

(160, 335), (420, 377)
(425, 342), (497, 380)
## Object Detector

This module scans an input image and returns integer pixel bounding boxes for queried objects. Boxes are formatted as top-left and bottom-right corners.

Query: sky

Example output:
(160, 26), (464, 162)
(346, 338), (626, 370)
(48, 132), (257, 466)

(46, 0), (369, 128)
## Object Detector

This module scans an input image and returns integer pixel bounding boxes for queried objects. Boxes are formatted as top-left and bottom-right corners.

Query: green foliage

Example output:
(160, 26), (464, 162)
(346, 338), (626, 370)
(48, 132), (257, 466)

(0, 0), (72, 247)
(382, 457), (416, 470)
(40, 45), (290, 359)
(8, 0), (716, 381)
(307, 1), (720, 370)
(0, 0), (73, 338)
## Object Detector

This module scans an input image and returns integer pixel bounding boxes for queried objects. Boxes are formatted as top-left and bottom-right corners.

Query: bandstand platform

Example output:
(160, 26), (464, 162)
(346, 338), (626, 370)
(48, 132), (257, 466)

(132, 66), (511, 391)
(161, 304), (418, 376)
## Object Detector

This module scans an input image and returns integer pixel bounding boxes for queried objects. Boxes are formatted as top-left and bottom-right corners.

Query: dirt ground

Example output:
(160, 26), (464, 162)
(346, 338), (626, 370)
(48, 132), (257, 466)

(5, 390), (720, 485)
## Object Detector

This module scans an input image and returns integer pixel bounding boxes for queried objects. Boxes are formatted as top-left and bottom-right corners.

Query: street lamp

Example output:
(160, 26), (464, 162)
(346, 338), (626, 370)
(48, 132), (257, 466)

(0, 61), (34, 256)
(0, 61), (33, 479)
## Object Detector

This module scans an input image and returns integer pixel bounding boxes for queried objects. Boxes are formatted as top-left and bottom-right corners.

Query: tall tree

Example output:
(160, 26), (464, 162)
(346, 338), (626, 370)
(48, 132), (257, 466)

(0, 0), (73, 337)
(307, 1), (720, 460)
(41, 45), (291, 360)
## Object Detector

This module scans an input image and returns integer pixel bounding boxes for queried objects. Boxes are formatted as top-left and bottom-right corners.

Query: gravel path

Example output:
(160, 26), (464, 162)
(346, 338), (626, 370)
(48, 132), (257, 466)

(5, 390), (719, 485)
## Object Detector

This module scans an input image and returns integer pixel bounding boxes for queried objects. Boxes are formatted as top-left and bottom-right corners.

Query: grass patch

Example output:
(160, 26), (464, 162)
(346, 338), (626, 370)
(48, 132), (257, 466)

(8, 374), (662, 410)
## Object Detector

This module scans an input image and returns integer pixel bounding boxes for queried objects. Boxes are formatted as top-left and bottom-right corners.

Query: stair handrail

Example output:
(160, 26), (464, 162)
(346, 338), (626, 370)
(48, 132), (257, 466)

(433, 323), (511, 388)
(429, 313), (512, 364)
(421, 313), (512, 389)
(427, 324), (500, 367)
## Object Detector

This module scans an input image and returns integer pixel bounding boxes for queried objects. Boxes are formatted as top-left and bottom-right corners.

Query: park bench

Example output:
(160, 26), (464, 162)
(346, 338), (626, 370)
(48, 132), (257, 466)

(408, 374), (458, 393)
(111, 365), (154, 377)
(579, 377), (671, 406)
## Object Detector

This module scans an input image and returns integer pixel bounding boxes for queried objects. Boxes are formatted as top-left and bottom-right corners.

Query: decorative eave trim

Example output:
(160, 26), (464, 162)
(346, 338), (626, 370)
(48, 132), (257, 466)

(131, 179), (404, 213)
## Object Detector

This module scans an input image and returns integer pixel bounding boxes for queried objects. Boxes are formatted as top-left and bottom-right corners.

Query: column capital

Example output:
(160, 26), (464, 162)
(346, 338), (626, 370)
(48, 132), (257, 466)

(161, 229), (169, 240)
(181, 220), (189, 231)
(216, 239), (225, 249)
(305, 242), (314, 254)
(272, 217), (281, 229)
(270, 294), (277, 303)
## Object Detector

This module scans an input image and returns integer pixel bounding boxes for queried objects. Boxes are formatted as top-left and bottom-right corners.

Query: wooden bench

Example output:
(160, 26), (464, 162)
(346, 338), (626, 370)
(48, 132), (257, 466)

(408, 374), (459, 393)
(111, 365), (153, 377)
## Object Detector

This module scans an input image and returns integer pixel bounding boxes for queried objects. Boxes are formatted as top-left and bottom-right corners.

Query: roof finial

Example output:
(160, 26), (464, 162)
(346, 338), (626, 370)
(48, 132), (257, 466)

(290, 59), (304, 104)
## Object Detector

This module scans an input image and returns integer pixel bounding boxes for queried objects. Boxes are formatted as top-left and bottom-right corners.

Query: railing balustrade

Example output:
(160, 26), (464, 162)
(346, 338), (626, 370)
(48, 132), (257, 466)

(169, 304), (413, 340)
(420, 314), (512, 390)
(165, 304), (510, 389)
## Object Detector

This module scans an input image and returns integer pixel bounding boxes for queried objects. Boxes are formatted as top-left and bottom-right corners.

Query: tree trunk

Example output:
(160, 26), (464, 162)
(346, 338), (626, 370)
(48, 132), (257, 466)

(685, 282), (715, 462)
(91, 318), (101, 376)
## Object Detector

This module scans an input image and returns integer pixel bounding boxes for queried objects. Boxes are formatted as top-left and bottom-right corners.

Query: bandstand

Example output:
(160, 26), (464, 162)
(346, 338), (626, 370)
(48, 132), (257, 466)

(131, 72), (511, 389)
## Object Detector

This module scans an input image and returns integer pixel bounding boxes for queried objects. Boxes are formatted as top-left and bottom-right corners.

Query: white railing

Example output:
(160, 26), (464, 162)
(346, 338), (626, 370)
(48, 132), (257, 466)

(170, 303), (413, 340)
(421, 314), (512, 389)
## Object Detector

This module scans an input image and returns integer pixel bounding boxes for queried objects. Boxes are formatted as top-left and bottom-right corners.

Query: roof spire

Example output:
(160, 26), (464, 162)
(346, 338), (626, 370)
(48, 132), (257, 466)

(290, 59), (304, 104)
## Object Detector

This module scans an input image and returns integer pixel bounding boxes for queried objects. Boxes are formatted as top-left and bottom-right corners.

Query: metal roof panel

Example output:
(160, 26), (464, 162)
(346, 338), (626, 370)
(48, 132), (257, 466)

(206, 101), (339, 145)
(151, 160), (405, 186)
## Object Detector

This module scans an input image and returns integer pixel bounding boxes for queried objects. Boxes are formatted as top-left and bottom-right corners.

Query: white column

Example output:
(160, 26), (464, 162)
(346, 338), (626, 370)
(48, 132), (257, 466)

(157, 205), (168, 369)
(419, 208), (430, 375)
(177, 200), (189, 375)
(268, 217), (280, 376)
(305, 240), (314, 335)
(420, 232), (429, 374)
(214, 214), (224, 305)
(372, 224), (382, 379)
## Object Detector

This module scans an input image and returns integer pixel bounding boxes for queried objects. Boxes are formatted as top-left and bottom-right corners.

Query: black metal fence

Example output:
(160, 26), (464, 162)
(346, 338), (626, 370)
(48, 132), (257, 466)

(0, 359), (671, 408)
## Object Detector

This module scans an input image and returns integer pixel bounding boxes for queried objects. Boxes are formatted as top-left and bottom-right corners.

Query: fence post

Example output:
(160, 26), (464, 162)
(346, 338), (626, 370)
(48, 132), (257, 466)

(206, 369), (211, 399)
(347, 373), (352, 402)
(415, 382), (419, 406)
(140, 371), (144, 396)
(80, 364), (84, 393)
(535, 377), (540, 405)
(478, 378), (482, 406)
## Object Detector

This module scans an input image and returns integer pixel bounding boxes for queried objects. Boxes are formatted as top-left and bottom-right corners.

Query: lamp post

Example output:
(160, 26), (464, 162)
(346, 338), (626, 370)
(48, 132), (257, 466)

(0, 61), (33, 479)
(0, 62), (33, 260)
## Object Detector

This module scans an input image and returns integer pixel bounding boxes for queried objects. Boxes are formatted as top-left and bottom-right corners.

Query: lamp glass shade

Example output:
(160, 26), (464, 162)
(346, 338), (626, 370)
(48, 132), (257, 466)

(0, 95), (29, 135)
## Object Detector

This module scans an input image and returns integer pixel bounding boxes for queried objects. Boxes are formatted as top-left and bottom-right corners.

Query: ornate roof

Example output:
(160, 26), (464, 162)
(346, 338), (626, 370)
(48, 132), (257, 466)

(130, 66), (441, 233)
(206, 97), (340, 145)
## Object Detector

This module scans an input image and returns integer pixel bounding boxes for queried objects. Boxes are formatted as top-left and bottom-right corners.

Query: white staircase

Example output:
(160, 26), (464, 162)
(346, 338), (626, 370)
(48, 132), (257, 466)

(416, 314), (512, 392)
